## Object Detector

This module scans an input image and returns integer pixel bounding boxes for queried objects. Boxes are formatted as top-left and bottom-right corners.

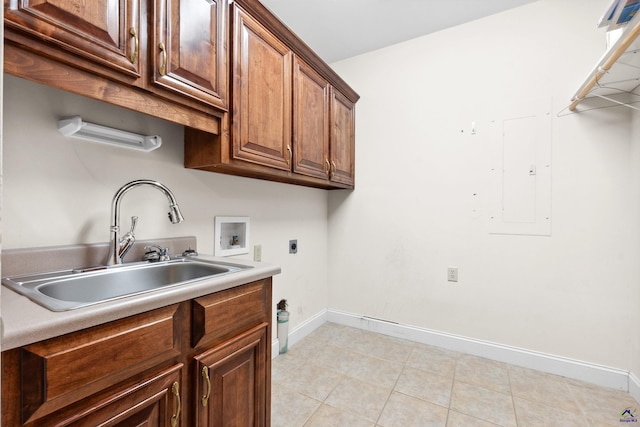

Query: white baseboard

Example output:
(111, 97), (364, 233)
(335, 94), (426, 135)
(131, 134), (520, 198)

(273, 308), (637, 395)
(327, 310), (631, 392)
(272, 309), (328, 359)
(630, 372), (640, 403)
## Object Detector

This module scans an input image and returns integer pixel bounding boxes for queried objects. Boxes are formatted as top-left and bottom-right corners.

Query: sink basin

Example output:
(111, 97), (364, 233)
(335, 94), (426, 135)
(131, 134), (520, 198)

(2, 258), (249, 311)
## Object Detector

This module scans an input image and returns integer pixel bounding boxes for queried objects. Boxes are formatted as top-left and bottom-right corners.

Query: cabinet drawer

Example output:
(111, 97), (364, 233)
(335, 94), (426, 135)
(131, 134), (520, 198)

(192, 279), (271, 348)
(53, 364), (183, 427)
(20, 304), (183, 423)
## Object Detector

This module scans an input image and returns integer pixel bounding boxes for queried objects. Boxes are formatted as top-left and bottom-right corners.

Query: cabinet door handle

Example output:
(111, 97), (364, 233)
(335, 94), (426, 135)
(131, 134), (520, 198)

(129, 27), (139, 64)
(325, 159), (331, 177)
(331, 161), (337, 176)
(158, 42), (168, 76)
(287, 145), (292, 166)
(201, 366), (211, 407)
(171, 381), (181, 427)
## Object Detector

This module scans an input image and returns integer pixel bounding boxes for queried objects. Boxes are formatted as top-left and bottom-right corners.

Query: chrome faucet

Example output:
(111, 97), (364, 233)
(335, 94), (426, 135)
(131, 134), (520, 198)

(107, 179), (184, 265)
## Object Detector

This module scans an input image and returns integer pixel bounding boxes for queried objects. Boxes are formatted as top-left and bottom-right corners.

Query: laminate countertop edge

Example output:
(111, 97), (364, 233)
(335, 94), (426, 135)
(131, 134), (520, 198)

(1, 255), (281, 350)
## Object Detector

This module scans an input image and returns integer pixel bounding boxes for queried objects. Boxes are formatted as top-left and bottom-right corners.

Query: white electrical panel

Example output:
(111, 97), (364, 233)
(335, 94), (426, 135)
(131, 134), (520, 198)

(488, 98), (552, 236)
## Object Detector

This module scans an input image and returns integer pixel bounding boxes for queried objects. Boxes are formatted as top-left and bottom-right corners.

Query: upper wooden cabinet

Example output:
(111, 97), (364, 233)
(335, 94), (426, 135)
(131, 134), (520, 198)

(184, 0), (359, 189)
(4, 0), (357, 188)
(4, 0), (143, 82)
(152, 0), (228, 110)
(329, 89), (356, 186)
(293, 56), (331, 180)
(293, 58), (356, 186)
(4, 0), (227, 133)
(232, 6), (293, 171)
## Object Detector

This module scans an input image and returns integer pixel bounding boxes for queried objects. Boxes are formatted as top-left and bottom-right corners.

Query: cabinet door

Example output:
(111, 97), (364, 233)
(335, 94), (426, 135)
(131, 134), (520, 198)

(231, 5), (293, 171)
(194, 324), (269, 427)
(4, 0), (141, 80)
(330, 88), (356, 186)
(293, 56), (331, 180)
(153, 0), (227, 109)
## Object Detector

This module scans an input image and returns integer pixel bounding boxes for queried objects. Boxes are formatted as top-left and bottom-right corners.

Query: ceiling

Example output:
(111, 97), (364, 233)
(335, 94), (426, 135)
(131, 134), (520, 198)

(259, 0), (538, 63)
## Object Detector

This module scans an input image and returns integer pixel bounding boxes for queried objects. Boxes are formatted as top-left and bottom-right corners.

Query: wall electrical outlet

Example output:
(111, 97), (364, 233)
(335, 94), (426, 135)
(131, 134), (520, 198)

(289, 239), (298, 254)
(254, 244), (262, 262)
(447, 267), (458, 282)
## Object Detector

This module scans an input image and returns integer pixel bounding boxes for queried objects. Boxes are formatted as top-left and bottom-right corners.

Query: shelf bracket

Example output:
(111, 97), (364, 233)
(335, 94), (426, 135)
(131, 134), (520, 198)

(594, 93), (640, 111)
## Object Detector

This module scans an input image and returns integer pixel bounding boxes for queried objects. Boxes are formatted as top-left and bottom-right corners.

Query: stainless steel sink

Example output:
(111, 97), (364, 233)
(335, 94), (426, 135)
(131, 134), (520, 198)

(2, 258), (249, 311)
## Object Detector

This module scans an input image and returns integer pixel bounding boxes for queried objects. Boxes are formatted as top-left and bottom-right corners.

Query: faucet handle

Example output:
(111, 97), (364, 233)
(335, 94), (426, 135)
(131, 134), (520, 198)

(128, 216), (138, 233)
(118, 216), (138, 260)
(182, 247), (198, 257)
(143, 244), (170, 262)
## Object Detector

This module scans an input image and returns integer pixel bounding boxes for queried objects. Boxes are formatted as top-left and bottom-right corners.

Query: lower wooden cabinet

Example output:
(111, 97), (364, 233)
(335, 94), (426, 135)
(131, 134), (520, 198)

(1, 278), (272, 426)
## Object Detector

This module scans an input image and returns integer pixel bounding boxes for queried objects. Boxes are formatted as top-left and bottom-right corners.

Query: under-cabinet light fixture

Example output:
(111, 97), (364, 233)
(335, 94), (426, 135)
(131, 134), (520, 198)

(58, 116), (162, 152)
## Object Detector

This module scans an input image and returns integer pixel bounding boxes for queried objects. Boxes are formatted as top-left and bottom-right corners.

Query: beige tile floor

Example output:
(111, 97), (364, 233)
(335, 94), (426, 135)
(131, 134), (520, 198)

(271, 323), (640, 427)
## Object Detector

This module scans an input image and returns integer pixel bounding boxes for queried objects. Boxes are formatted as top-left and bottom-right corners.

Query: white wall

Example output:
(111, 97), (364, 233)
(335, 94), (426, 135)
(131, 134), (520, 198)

(3, 0), (639, 384)
(2, 76), (329, 331)
(329, 0), (640, 375)
(632, 109), (640, 379)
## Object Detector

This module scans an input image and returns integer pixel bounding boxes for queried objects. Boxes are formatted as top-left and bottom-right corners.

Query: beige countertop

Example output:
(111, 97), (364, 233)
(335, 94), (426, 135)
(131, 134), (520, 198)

(1, 253), (280, 350)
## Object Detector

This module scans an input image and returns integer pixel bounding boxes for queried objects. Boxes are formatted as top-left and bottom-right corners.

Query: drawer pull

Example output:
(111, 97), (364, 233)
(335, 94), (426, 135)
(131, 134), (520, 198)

(201, 366), (211, 407)
(171, 381), (181, 426)
(159, 42), (168, 76)
(129, 27), (139, 64)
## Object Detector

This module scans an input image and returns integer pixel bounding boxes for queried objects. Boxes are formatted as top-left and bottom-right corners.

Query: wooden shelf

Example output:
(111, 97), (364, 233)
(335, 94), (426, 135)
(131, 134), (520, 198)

(570, 12), (640, 111)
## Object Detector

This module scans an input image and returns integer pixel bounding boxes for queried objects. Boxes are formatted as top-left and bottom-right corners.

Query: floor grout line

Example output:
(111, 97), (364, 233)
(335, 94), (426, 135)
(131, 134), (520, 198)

(273, 323), (639, 427)
(374, 354), (411, 426)
(506, 367), (519, 427)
